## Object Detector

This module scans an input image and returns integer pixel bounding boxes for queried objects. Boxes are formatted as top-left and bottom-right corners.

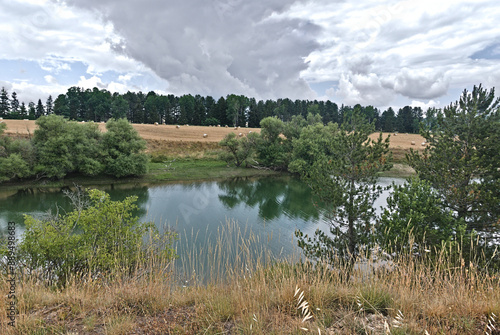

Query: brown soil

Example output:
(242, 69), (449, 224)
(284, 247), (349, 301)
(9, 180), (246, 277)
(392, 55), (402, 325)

(1, 119), (426, 150)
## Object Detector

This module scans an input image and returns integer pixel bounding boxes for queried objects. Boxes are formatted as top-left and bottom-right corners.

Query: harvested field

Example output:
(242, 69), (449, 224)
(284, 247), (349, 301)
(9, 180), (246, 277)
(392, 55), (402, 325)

(1, 119), (425, 150)
(1, 119), (259, 142)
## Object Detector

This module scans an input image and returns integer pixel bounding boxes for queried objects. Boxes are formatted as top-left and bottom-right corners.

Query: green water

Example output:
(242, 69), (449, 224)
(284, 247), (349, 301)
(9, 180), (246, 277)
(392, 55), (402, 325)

(0, 176), (403, 282)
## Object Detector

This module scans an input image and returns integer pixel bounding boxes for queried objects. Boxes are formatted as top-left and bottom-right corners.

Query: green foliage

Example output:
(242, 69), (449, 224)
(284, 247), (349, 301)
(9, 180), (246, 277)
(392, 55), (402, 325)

(33, 115), (76, 178)
(18, 189), (176, 285)
(33, 115), (104, 178)
(219, 132), (257, 167)
(102, 118), (149, 177)
(408, 84), (500, 232)
(0, 115), (149, 182)
(289, 122), (338, 174)
(202, 117), (220, 126)
(377, 178), (466, 253)
(67, 122), (104, 176)
(295, 112), (392, 263)
(255, 117), (290, 170)
(0, 153), (32, 182)
(0, 122), (36, 181)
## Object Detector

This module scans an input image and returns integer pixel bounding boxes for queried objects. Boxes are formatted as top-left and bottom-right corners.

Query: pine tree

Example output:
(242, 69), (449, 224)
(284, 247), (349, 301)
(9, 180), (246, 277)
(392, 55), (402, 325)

(0, 87), (9, 117)
(408, 84), (500, 233)
(10, 92), (20, 114)
(294, 112), (392, 265)
(35, 99), (45, 118)
(20, 102), (28, 118)
(28, 102), (36, 118)
(46, 95), (54, 115)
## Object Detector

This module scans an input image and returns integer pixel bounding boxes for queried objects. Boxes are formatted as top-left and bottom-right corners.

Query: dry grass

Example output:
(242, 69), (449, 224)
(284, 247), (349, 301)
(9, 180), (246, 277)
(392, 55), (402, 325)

(2, 119), (424, 149)
(1, 220), (498, 334)
(1, 119), (260, 143)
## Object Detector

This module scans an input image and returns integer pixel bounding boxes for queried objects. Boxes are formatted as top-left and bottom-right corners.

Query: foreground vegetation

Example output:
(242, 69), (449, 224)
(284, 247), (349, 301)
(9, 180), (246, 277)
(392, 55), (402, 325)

(1, 229), (499, 334)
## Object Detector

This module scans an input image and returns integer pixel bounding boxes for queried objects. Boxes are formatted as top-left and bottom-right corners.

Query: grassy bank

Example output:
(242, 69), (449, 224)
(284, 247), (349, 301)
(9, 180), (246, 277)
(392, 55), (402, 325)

(1, 223), (498, 335)
(0, 139), (413, 192)
(0, 140), (282, 192)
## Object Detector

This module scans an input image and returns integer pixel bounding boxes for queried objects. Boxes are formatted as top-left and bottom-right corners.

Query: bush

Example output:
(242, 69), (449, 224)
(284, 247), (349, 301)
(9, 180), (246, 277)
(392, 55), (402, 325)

(17, 189), (176, 285)
(218, 132), (257, 167)
(0, 153), (32, 182)
(377, 178), (466, 253)
(102, 118), (149, 177)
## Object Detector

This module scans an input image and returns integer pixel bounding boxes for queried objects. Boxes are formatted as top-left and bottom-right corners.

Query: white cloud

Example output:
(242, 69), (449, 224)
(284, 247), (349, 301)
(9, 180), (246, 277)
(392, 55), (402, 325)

(410, 99), (440, 111)
(44, 75), (57, 84)
(333, 73), (394, 106)
(389, 68), (450, 100)
(76, 75), (106, 90)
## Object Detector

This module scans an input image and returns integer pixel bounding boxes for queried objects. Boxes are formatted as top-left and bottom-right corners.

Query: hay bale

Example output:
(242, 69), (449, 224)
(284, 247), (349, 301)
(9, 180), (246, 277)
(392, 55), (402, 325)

(203, 134), (208, 138)
(421, 142), (426, 146)
(411, 141), (415, 145)
(238, 132), (243, 137)
(176, 125), (180, 129)
(154, 122), (159, 125)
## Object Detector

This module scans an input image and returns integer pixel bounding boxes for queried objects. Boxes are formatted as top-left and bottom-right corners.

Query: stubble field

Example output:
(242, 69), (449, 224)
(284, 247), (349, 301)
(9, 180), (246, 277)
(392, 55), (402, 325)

(1, 119), (425, 150)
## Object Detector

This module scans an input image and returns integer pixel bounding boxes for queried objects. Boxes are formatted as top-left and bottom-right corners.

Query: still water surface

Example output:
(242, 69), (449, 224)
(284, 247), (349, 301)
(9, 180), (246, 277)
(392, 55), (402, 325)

(0, 176), (404, 281)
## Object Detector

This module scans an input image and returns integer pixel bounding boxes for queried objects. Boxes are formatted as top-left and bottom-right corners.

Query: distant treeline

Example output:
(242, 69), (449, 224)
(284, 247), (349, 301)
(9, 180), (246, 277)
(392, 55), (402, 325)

(1, 86), (440, 133)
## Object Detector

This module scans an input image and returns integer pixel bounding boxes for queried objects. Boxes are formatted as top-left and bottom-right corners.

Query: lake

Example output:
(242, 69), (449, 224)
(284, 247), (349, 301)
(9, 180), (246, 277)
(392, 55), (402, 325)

(0, 176), (404, 282)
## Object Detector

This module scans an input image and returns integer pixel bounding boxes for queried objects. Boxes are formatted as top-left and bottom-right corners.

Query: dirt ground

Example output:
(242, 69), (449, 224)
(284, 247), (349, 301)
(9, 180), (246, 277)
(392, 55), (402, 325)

(1, 119), (425, 149)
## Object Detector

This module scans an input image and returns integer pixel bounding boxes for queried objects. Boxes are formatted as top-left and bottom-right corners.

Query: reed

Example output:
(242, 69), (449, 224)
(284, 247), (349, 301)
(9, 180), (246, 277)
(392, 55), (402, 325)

(0, 219), (498, 334)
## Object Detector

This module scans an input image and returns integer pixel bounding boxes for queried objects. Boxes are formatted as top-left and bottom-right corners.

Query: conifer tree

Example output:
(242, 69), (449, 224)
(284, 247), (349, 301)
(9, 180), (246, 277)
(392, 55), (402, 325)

(408, 84), (500, 233)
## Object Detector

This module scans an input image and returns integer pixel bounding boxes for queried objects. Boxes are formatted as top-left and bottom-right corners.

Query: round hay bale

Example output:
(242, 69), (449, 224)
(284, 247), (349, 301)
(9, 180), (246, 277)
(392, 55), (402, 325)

(238, 132), (243, 137)
(203, 134), (208, 138)
(411, 141), (415, 145)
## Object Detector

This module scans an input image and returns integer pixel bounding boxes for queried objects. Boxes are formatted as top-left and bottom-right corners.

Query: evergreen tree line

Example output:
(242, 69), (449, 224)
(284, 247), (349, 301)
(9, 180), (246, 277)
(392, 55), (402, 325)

(0, 115), (148, 182)
(2, 86), (433, 133)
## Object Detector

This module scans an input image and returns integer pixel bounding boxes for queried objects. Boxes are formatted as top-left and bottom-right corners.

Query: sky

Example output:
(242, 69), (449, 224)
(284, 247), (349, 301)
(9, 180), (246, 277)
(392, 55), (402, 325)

(1, 0), (500, 111)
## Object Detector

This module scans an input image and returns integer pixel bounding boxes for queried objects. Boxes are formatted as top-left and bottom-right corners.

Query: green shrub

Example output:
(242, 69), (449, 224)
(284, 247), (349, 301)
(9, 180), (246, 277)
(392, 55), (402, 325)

(18, 189), (175, 285)
(377, 178), (467, 253)
(102, 118), (149, 177)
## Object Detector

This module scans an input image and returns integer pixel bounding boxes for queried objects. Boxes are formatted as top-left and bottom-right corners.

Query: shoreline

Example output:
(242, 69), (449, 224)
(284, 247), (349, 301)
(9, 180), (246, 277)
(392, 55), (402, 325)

(0, 158), (414, 193)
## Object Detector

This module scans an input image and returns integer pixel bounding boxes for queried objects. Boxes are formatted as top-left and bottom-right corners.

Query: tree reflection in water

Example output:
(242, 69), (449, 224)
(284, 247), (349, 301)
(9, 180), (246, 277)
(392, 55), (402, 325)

(217, 176), (321, 223)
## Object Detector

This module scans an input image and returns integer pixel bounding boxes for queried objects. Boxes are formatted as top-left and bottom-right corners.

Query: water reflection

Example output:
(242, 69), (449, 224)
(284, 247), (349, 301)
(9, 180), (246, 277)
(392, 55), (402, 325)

(217, 176), (321, 222)
(0, 185), (151, 234)
(0, 176), (405, 282)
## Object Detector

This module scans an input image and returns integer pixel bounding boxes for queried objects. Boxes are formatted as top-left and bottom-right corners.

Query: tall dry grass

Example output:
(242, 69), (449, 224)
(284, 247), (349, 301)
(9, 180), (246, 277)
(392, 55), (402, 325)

(0, 219), (499, 334)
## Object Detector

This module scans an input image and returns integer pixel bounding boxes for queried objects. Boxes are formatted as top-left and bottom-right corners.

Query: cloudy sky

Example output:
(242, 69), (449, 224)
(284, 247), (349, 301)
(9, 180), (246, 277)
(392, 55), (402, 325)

(1, 0), (499, 110)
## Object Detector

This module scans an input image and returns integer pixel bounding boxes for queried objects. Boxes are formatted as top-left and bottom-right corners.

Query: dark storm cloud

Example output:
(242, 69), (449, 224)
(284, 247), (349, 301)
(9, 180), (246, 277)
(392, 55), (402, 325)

(63, 0), (320, 99)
